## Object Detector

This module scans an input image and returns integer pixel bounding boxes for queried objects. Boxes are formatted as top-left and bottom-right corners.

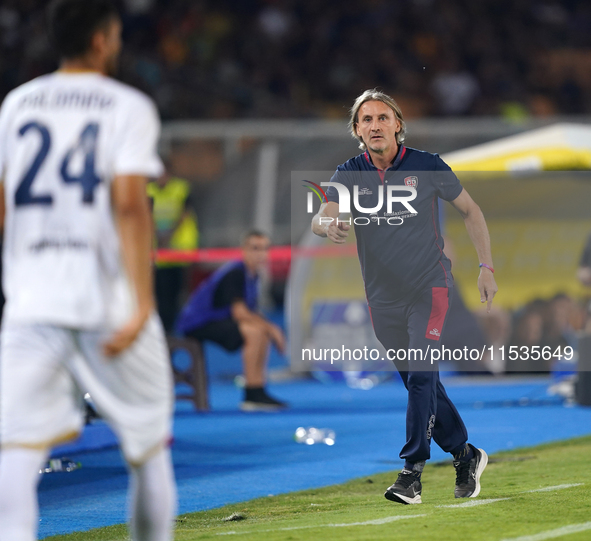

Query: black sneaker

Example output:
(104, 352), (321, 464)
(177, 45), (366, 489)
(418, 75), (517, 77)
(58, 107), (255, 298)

(384, 470), (422, 505)
(240, 389), (288, 412)
(454, 444), (488, 498)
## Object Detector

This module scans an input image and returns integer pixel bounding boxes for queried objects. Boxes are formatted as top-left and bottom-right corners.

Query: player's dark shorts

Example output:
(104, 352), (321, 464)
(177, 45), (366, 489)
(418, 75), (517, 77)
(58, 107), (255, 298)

(187, 319), (244, 351)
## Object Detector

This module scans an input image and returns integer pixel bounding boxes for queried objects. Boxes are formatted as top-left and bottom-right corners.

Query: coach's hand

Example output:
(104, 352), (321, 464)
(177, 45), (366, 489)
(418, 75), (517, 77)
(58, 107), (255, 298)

(103, 310), (150, 357)
(478, 269), (498, 313)
(326, 219), (350, 244)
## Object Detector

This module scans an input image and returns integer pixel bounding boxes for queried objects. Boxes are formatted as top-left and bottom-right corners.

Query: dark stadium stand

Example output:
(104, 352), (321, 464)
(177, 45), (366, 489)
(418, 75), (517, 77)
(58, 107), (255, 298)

(3, 0), (591, 120)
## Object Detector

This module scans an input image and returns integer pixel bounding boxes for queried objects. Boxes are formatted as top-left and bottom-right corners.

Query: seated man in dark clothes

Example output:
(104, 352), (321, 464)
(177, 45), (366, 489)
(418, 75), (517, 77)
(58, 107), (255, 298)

(176, 231), (287, 411)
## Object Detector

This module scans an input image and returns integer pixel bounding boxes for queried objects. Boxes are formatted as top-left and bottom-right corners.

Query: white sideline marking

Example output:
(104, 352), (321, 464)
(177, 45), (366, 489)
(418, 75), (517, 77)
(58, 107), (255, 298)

(217, 483), (584, 537)
(436, 483), (583, 510)
(500, 521), (591, 541)
(217, 514), (426, 535)
(523, 483), (583, 493)
(437, 498), (509, 508)
(331, 515), (426, 527)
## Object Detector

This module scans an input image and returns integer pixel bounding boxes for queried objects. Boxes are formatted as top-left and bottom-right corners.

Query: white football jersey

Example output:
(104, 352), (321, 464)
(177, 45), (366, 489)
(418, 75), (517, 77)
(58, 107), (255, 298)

(0, 72), (163, 329)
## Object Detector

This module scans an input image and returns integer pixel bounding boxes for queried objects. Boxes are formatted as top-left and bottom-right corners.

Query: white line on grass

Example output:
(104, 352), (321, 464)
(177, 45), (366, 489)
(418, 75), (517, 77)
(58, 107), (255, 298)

(500, 522), (591, 541)
(217, 514), (427, 536)
(217, 483), (584, 537)
(332, 515), (427, 527)
(436, 498), (510, 508)
(523, 483), (583, 493)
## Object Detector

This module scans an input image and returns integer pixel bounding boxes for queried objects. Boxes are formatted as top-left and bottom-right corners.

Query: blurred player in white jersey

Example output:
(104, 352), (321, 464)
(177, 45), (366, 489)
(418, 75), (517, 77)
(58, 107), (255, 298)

(0, 1), (177, 539)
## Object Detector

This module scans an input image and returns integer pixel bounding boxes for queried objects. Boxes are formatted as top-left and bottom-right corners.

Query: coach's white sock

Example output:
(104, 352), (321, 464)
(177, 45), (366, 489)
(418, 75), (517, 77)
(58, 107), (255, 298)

(129, 447), (177, 541)
(0, 447), (48, 541)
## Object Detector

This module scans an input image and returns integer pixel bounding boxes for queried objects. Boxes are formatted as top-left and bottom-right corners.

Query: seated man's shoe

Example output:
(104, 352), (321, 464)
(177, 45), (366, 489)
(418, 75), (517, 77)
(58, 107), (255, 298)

(241, 387), (287, 412)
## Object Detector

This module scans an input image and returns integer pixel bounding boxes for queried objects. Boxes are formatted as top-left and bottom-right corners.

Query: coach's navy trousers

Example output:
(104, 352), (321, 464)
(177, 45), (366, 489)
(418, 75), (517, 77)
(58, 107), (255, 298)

(370, 283), (468, 466)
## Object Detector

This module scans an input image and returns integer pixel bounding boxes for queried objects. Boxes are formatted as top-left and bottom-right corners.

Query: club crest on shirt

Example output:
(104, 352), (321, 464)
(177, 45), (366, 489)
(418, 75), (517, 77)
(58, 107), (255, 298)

(404, 176), (418, 188)
(357, 187), (373, 195)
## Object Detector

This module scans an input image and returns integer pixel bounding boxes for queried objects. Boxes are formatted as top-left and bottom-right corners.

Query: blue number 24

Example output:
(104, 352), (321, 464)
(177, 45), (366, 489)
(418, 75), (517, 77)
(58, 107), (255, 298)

(15, 121), (101, 207)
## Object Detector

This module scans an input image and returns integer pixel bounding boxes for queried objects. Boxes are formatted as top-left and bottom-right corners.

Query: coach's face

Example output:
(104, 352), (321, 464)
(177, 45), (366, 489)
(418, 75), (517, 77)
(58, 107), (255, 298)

(243, 235), (270, 274)
(355, 101), (401, 155)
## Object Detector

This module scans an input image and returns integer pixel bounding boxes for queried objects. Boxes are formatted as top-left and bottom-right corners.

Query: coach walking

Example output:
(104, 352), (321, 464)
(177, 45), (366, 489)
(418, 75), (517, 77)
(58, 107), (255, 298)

(311, 89), (497, 505)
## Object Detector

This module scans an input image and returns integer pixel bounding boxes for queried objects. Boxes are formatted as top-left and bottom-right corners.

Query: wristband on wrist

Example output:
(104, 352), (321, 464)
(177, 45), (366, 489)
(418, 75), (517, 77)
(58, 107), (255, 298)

(479, 263), (494, 273)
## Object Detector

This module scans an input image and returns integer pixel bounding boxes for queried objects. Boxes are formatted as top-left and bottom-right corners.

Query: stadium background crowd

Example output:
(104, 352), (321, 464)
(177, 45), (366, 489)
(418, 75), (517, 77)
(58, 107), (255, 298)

(3, 0), (591, 121)
(1, 0), (590, 374)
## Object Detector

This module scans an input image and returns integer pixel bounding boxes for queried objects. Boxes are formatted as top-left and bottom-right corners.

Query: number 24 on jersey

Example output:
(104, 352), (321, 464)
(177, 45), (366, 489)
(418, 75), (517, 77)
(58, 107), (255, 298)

(15, 121), (101, 207)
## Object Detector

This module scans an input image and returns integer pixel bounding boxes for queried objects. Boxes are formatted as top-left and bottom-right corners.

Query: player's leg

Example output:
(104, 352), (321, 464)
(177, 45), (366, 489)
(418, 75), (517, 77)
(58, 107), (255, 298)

(379, 284), (453, 504)
(237, 319), (285, 410)
(430, 373), (468, 453)
(384, 368), (434, 505)
(237, 319), (268, 388)
(408, 286), (488, 498)
(395, 287), (450, 472)
(370, 305), (424, 504)
(413, 285), (470, 452)
(369, 305), (410, 384)
(403, 287), (467, 460)
(430, 375), (488, 496)
(0, 447), (48, 541)
(0, 324), (82, 540)
(429, 355), (488, 497)
(74, 314), (177, 540)
(129, 446), (176, 541)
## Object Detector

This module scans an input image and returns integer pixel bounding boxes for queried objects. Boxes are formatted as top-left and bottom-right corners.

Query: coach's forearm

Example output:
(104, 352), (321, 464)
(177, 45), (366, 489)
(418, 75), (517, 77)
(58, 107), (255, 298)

(113, 176), (155, 319)
(463, 206), (494, 267)
(311, 213), (329, 237)
(311, 201), (341, 237)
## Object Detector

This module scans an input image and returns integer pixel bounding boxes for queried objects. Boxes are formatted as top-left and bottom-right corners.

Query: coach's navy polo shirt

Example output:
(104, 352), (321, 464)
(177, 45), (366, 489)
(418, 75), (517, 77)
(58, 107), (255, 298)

(325, 146), (463, 307)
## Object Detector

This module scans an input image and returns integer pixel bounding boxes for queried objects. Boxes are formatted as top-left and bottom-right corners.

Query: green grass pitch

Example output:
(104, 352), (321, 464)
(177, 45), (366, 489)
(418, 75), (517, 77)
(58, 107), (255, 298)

(45, 435), (591, 541)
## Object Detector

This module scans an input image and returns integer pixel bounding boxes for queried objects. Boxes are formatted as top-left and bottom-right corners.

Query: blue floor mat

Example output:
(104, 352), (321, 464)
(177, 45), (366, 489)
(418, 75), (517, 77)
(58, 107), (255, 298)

(38, 377), (591, 539)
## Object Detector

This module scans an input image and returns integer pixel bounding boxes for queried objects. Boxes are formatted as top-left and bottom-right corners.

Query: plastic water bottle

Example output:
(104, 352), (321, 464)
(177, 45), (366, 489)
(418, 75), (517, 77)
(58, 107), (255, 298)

(294, 427), (336, 446)
(39, 458), (81, 474)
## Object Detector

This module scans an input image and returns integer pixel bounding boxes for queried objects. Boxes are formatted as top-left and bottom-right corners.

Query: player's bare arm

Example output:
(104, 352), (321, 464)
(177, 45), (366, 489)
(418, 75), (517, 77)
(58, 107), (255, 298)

(0, 180), (5, 234)
(311, 201), (350, 244)
(104, 174), (155, 356)
(231, 300), (285, 353)
(449, 188), (498, 311)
